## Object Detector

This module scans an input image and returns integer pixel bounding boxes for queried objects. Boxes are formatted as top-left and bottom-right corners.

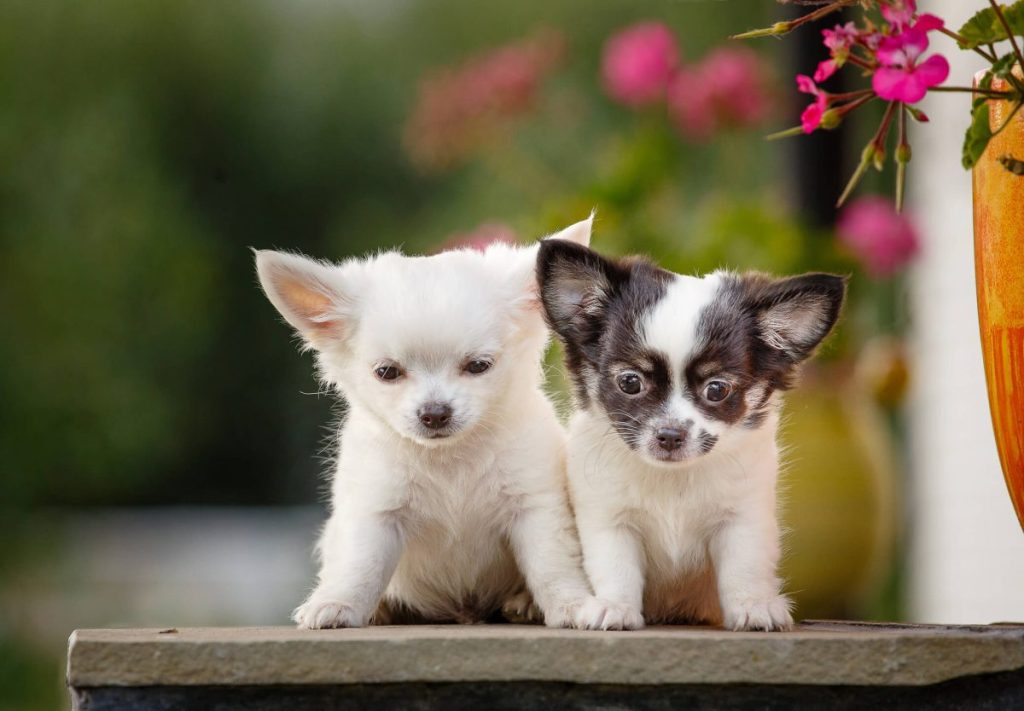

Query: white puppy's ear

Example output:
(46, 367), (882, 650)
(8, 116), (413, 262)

(255, 250), (354, 347)
(543, 210), (595, 247)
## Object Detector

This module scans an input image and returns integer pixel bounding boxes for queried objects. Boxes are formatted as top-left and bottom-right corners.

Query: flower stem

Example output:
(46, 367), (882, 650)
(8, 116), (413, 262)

(846, 54), (879, 71)
(837, 101), (897, 208)
(938, 26), (997, 62)
(929, 86), (1016, 97)
(990, 0), (1024, 75)
(829, 89), (874, 102)
(837, 145), (874, 208)
(895, 104), (910, 213)
(730, 0), (857, 39)
(834, 93), (875, 116)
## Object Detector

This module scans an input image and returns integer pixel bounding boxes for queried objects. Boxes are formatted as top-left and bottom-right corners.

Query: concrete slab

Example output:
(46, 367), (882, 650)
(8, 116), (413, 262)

(67, 620), (1024, 688)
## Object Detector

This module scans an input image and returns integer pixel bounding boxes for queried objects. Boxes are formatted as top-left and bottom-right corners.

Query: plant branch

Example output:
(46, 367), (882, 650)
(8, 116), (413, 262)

(990, 0), (1024, 74)
(938, 26), (997, 62)
(930, 85), (1016, 97)
(731, 0), (857, 39)
(895, 104), (909, 213)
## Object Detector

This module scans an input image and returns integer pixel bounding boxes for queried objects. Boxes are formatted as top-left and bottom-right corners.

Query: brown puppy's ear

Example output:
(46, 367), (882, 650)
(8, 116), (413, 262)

(254, 250), (355, 349)
(536, 239), (619, 351)
(744, 273), (847, 362)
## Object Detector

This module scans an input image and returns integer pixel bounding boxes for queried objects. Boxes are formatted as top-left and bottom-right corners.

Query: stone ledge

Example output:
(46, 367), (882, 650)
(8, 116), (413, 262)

(67, 620), (1024, 689)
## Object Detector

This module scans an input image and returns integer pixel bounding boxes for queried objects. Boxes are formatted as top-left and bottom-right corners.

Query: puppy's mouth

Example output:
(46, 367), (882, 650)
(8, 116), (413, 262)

(635, 428), (718, 467)
(411, 423), (466, 445)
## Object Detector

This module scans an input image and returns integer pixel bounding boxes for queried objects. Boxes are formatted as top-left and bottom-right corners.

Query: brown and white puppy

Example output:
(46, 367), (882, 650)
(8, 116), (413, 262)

(537, 239), (846, 631)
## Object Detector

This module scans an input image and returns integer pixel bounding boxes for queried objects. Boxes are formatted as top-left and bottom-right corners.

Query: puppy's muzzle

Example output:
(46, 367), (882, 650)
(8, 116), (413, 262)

(655, 426), (687, 453)
(418, 402), (453, 431)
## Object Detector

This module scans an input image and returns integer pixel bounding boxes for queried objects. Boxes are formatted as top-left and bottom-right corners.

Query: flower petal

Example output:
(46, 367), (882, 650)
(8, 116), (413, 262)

(796, 74), (817, 95)
(915, 54), (950, 90)
(814, 59), (837, 83)
(913, 14), (944, 33)
(872, 67), (910, 101)
(801, 102), (824, 133)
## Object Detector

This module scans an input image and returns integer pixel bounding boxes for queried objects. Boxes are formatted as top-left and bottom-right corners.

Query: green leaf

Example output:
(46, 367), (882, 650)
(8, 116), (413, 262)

(957, 1), (1024, 49)
(992, 52), (1019, 78)
(963, 100), (994, 169)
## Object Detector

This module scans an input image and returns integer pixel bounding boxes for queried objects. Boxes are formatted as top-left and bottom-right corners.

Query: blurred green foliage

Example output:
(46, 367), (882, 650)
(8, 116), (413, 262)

(0, 2), (906, 706)
(0, 0), (795, 511)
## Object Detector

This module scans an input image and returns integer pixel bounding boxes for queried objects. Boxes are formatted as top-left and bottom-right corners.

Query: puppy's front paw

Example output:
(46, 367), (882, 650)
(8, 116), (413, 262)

(722, 594), (793, 632)
(293, 598), (365, 629)
(501, 590), (543, 625)
(574, 597), (645, 631)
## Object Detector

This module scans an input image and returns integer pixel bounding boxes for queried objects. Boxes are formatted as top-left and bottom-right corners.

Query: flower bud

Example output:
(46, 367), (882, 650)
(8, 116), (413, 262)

(819, 109), (842, 130)
(896, 143), (912, 164)
(872, 146), (886, 171)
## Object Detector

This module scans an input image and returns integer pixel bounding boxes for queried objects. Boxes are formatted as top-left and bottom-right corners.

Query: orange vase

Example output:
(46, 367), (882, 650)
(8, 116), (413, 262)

(973, 67), (1024, 532)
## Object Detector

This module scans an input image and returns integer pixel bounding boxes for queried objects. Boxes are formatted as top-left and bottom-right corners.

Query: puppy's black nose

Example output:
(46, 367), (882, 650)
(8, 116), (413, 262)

(418, 402), (453, 430)
(655, 427), (686, 452)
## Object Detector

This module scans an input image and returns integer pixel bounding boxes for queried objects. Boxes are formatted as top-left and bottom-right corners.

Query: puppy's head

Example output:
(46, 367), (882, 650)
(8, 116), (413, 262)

(255, 216), (592, 446)
(538, 241), (846, 466)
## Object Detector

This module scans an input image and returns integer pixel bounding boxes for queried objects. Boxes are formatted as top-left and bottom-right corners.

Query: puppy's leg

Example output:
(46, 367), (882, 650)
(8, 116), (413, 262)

(293, 509), (405, 629)
(575, 515), (646, 630)
(711, 484), (793, 632)
(508, 489), (642, 631)
(500, 588), (543, 624)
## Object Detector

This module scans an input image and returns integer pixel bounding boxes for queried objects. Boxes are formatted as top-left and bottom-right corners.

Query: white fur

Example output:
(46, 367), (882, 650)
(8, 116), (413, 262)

(568, 274), (794, 631)
(257, 216), (629, 629)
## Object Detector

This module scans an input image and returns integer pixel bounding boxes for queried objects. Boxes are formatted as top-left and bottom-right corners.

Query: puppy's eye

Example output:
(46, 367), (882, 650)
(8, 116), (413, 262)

(464, 359), (492, 375)
(374, 363), (403, 382)
(617, 371), (644, 396)
(704, 380), (732, 403)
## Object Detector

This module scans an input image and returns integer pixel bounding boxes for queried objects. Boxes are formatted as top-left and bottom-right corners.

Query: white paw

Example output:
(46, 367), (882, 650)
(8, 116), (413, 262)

(722, 594), (793, 632)
(548, 596), (644, 630)
(501, 590), (543, 624)
(292, 597), (366, 629)
(577, 597), (645, 630)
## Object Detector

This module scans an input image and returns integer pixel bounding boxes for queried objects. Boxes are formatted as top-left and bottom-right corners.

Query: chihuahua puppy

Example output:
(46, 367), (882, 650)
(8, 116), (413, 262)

(256, 217), (620, 629)
(537, 240), (846, 631)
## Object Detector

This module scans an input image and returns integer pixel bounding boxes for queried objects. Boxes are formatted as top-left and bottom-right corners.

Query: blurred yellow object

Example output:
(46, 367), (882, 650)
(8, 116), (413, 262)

(855, 336), (911, 410)
(780, 364), (898, 620)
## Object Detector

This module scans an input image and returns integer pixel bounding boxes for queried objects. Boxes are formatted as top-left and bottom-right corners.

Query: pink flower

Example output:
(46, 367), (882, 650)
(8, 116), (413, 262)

(404, 31), (564, 172)
(797, 74), (828, 133)
(823, 22), (859, 53)
(815, 21), (860, 82)
(668, 67), (718, 140)
(880, 0), (916, 30)
(814, 59), (839, 83)
(668, 47), (772, 141)
(837, 196), (920, 277)
(872, 17), (948, 103)
(436, 222), (519, 253)
(602, 22), (680, 107)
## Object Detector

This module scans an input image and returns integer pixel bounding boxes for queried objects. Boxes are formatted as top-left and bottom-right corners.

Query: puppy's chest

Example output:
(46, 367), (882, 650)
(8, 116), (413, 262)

(405, 455), (515, 535)
(626, 479), (733, 571)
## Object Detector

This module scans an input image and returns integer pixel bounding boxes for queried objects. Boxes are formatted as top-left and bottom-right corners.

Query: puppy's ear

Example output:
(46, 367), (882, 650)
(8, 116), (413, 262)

(543, 211), (595, 247)
(536, 239), (618, 348)
(745, 273), (847, 362)
(487, 213), (597, 316)
(254, 250), (355, 348)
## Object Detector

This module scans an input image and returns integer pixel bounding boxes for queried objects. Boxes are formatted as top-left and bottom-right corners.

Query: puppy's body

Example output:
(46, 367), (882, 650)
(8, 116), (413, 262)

(256, 219), (617, 629)
(568, 402), (783, 627)
(324, 380), (573, 625)
(539, 242), (845, 631)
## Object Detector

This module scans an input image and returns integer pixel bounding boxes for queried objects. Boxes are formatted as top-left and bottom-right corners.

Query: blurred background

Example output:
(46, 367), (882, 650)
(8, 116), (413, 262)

(2, 0), (1021, 708)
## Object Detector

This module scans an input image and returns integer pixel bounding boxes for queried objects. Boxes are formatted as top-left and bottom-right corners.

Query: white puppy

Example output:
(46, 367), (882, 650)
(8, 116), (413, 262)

(256, 217), (620, 629)
(537, 240), (846, 631)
